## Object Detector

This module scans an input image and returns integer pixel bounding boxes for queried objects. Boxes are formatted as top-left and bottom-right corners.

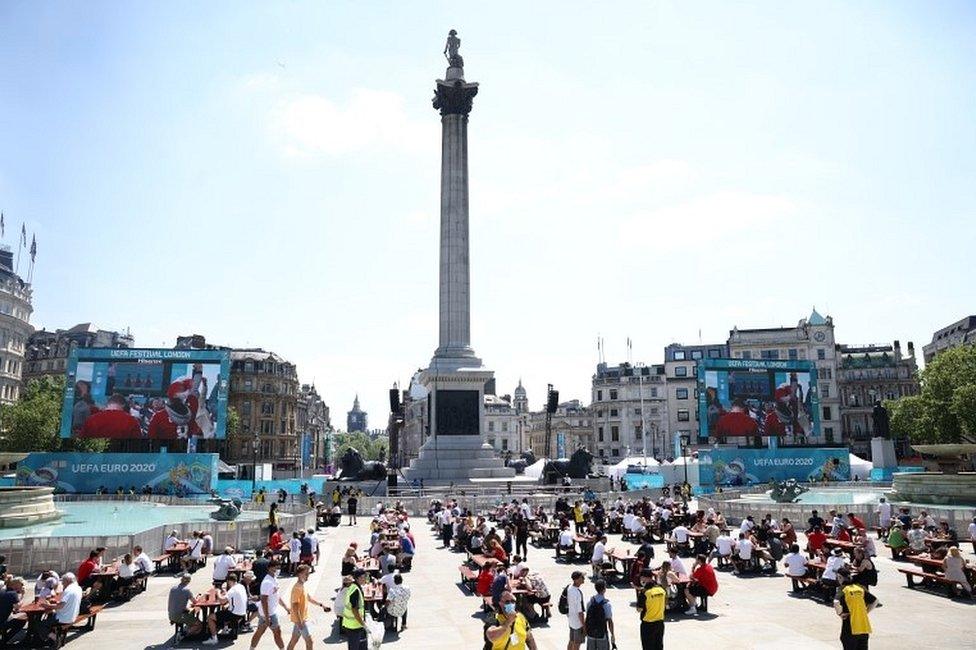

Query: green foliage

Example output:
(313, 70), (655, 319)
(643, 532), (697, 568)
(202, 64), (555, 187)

(887, 344), (976, 444)
(332, 430), (386, 461)
(0, 376), (107, 453)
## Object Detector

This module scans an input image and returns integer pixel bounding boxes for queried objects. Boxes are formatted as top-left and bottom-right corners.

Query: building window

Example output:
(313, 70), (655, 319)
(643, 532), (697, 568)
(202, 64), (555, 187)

(611, 448), (619, 457)
(598, 427), (604, 442)
(761, 350), (780, 360)
(788, 348), (798, 360)
(609, 390), (618, 400)
(488, 437), (496, 448)
(675, 366), (688, 377)
(597, 390), (603, 401)
(825, 427), (834, 443)
(677, 409), (690, 422)
(676, 388), (689, 400)
(488, 421), (495, 432)
(598, 448), (605, 457)
(501, 421), (508, 432)
(823, 406), (832, 420)
(596, 409), (603, 417)
(651, 388), (658, 397)
(609, 409), (618, 417)
(634, 407), (642, 415)
(822, 383), (830, 398)
(501, 439), (509, 451)
(708, 349), (721, 359)
(817, 348), (826, 360)
(674, 351), (686, 360)
(611, 426), (619, 441)
(635, 423), (643, 439)
(691, 350), (703, 360)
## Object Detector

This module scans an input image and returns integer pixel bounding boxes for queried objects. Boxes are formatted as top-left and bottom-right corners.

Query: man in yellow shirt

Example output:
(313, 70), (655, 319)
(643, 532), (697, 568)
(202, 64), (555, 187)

(833, 571), (877, 650)
(287, 564), (329, 650)
(486, 590), (538, 650)
(636, 568), (666, 650)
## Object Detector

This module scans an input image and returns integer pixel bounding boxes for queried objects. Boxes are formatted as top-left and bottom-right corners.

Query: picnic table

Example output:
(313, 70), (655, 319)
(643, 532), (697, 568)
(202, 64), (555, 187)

(228, 559), (253, 579)
(824, 539), (857, 557)
(192, 588), (224, 620)
(469, 554), (493, 568)
(362, 582), (385, 603)
(574, 534), (597, 557)
(19, 596), (60, 645)
(356, 557), (381, 574)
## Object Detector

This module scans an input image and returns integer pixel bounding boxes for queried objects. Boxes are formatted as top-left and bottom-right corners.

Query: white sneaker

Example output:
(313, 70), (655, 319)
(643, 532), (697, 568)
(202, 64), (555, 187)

(203, 636), (218, 645)
(684, 607), (697, 616)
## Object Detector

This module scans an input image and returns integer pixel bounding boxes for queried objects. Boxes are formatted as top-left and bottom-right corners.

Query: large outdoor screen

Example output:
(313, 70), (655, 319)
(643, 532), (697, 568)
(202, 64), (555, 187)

(59, 348), (231, 440)
(696, 358), (821, 440)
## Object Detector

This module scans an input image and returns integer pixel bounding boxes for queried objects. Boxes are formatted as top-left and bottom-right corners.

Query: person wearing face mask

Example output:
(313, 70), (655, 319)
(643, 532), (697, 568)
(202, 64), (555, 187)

(485, 590), (538, 650)
(250, 561), (289, 650)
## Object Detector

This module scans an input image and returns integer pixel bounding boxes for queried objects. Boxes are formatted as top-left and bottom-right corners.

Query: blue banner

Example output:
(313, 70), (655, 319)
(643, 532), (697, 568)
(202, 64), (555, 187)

(15, 453), (219, 495)
(699, 447), (850, 486)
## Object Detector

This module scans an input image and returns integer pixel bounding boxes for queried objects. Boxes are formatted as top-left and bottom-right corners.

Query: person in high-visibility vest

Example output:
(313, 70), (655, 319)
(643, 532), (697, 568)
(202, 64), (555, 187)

(636, 568), (667, 650)
(341, 569), (369, 650)
(833, 570), (877, 650)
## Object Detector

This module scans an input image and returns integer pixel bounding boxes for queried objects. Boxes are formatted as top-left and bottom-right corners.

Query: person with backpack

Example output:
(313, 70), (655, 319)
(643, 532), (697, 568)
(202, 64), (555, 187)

(485, 590), (537, 650)
(564, 571), (586, 650)
(584, 579), (615, 650)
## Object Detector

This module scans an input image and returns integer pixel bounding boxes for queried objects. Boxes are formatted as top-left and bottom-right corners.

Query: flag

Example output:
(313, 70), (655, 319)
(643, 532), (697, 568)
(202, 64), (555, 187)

(30, 235), (36, 262)
(1, 212), (4, 238)
(20, 223), (26, 247)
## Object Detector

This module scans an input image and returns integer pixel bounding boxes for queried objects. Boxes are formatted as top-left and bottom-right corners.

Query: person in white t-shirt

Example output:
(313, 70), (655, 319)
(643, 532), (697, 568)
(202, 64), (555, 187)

(132, 546), (154, 576)
(566, 571), (585, 650)
(558, 527), (575, 559)
(672, 524), (691, 546)
(182, 532), (204, 571)
(289, 532), (302, 567)
(739, 516), (755, 535)
(711, 533), (735, 564)
(165, 531), (181, 551)
(590, 535), (607, 578)
(668, 549), (688, 577)
(250, 561), (289, 649)
(55, 574), (82, 625)
(212, 547), (237, 588)
(876, 497), (893, 535)
(379, 566), (398, 595)
(204, 573), (249, 645)
(306, 529), (320, 565)
(783, 544), (809, 580)
(968, 516), (976, 554)
(733, 534), (754, 573)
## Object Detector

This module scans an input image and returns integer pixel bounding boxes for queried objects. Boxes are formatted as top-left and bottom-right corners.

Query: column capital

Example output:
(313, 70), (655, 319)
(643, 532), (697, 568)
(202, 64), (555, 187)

(433, 79), (479, 116)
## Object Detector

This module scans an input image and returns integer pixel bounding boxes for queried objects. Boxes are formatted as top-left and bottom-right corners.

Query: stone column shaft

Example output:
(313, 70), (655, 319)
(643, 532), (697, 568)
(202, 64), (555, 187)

(438, 112), (471, 355)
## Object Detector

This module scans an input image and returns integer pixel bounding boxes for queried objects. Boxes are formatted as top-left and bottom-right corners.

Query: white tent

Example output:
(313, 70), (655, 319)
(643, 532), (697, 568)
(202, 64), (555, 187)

(659, 456), (702, 486)
(523, 458), (549, 480)
(608, 456), (661, 480)
(848, 453), (873, 480)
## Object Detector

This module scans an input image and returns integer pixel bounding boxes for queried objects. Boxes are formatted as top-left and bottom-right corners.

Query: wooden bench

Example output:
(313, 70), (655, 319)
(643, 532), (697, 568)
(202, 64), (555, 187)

(459, 565), (479, 591)
(785, 574), (820, 593)
(54, 605), (104, 647)
(898, 568), (967, 598)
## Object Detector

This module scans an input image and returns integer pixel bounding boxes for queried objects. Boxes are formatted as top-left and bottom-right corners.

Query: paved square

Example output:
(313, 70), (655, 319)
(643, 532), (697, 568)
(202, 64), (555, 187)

(68, 513), (975, 649)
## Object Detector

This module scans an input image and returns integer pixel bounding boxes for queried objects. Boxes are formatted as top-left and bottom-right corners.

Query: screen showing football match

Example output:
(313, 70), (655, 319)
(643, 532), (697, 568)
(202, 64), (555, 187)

(59, 348), (231, 440)
(697, 359), (821, 440)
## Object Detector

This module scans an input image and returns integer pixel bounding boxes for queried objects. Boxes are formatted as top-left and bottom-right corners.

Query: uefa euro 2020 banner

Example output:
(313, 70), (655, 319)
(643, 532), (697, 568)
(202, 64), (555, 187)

(16, 453), (218, 494)
(700, 447), (851, 487)
(60, 348), (231, 440)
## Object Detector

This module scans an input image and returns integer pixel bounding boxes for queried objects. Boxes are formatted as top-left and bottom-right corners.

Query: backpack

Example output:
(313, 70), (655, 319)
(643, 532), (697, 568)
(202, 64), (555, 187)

(585, 596), (608, 639)
(557, 585), (570, 615)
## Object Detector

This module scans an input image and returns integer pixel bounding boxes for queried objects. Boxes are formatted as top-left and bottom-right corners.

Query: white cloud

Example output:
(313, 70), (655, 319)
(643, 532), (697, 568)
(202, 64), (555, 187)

(270, 88), (429, 157)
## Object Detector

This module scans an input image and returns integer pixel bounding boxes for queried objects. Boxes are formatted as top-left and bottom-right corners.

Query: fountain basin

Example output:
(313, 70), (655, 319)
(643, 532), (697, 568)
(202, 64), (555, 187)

(891, 471), (976, 507)
(0, 486), (62, 527)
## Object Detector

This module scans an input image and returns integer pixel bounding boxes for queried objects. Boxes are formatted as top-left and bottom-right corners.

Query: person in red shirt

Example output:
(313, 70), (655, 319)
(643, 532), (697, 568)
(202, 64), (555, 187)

(267, 527), (284, 551)
(78, 394), (142, 438)
(715, 400), (759, 437)
(806, 526), (828, 558)
(684, 554), (718, 615)
(847, 513), (866, 532)
(476, 560), (496, 597)
(487, 538), (508, 565)
(835, 527), (852, 542)
(77, 550), (100, 588)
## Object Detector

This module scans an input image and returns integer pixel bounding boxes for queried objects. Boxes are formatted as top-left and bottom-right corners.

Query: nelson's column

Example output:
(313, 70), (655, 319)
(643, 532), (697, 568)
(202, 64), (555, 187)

(404, 31), (515, 481)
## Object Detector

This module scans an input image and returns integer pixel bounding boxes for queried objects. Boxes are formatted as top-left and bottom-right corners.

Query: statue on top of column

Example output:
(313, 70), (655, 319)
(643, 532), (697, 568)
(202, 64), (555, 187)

(444, 29), (463, 68)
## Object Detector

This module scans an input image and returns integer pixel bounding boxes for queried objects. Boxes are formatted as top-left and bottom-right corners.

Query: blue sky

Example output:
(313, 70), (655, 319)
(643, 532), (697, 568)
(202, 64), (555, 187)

(2, 1), (974, 424)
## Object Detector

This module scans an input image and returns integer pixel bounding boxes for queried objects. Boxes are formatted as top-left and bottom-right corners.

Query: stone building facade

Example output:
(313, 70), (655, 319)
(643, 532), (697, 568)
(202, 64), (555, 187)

(297, 383), (331, 473)
(25, 323), (133, 384)
(225, 349), (300, 471)
(0, 248), (32, 405)
(922, 315), (976, 364)
(590, 362), (668, 462)
(484, 393), (520, 455)
(526, 399), (593, 460)
(837, 341), (920, 456)
(664, 342), (728, 448)
(727, 309), (841, 445)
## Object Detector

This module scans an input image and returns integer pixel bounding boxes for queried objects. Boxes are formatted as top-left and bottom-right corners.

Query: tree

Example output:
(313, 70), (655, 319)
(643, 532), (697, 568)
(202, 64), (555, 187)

(886, 344), (976, 444)
(0, 376), (107, 453)
(332, 430), (386, 462)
